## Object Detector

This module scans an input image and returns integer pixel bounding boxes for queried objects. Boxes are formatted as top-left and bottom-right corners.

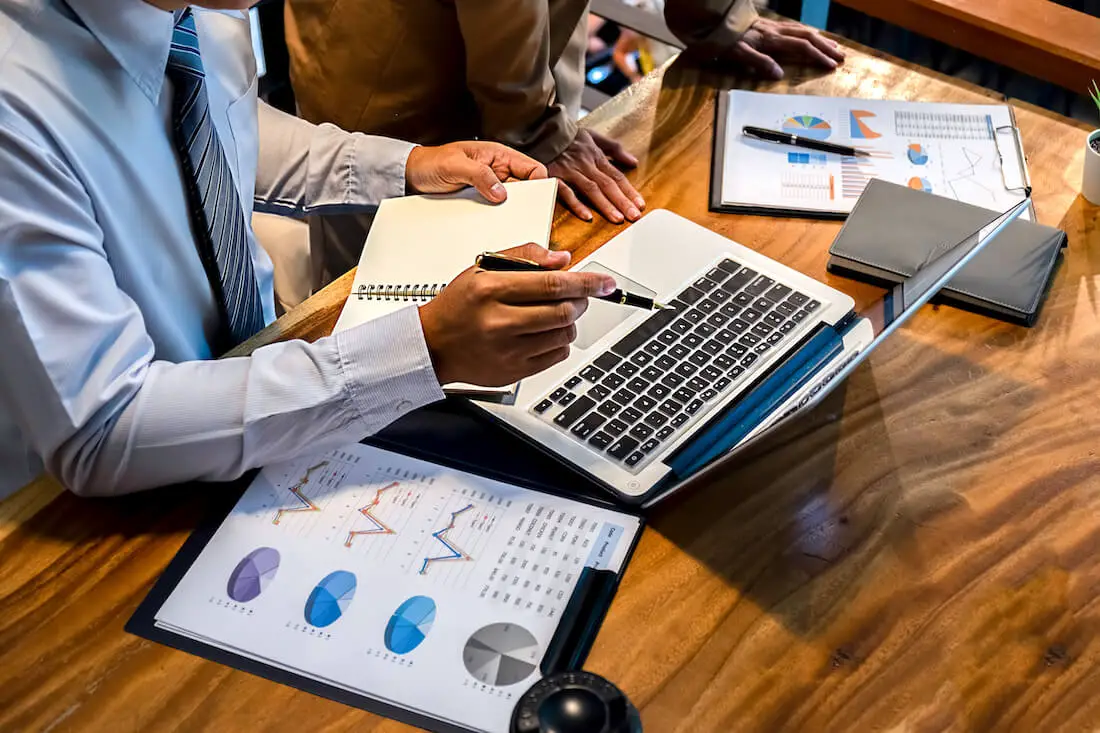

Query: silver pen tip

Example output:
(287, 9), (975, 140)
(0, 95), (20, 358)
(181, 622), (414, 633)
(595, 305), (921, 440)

(653, 301), (673, 310)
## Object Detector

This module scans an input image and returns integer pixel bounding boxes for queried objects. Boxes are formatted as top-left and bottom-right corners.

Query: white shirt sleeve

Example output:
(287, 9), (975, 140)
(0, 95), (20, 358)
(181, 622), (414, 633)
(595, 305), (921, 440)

(0, 121), (445, 497)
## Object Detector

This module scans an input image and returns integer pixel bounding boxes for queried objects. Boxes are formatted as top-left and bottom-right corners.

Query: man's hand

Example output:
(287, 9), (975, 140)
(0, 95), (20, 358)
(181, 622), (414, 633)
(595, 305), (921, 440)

(406, 141), (547, 203)
(547, 130), (644, 224)
(729, 19), (845, 80)
(419, 243), (616, 386)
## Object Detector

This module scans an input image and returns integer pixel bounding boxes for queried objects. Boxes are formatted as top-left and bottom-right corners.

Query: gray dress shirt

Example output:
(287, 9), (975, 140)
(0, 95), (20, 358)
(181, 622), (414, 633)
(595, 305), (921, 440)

(0, 0), (446, 498)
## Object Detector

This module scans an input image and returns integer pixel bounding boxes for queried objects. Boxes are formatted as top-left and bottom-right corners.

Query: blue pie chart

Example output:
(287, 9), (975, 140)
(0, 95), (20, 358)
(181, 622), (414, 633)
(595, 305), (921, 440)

(304, 570), (356, 628)
(384, 595), (437, 654)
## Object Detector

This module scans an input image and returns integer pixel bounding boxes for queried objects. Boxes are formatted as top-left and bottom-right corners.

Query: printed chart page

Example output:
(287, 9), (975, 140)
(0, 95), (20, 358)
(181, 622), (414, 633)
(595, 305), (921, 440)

(722, 91), (1029, 215)
(155, 443), (640, 733)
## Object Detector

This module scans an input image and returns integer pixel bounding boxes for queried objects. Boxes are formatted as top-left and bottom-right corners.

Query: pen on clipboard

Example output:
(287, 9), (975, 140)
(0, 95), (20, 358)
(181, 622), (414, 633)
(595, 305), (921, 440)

(475, 252), (671, 311)
(742, 125), (872, 158)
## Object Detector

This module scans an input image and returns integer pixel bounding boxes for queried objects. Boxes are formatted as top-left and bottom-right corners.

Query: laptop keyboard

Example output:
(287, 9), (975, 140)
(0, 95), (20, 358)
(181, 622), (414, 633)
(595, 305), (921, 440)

(530, 257), (821, 473)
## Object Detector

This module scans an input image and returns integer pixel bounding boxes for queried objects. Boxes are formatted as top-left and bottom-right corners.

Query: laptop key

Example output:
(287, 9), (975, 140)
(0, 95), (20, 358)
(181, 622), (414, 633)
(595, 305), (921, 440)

(624, 451), (646, 467)
(671, 414), (690, 428)
(767, 332), (784, 345)
(754, 342), (772, 355)
(696, 322), (717, 338)
(559, 392), (577, 406)
(609, 308), (679, 357)
(706, 312), (730, 328)
(753, 297), (772, 312)
(713, 354), (735, 370)
(682, 333), (704, 349)
(717, 258), (742, 274)
(732, 294), (753, 309)
(661, 372), (685, 388)
(692, 276), (718, 293)
(621, 406), (644, 423)
(656, 355), (677, 371)
(745, 275), (775, 296)
(588, 384), (611, 401)
(603, 372), (626, 389)
(598, 401), (623, 418)
(683, 309), (704, 324)
(688, 351), (710, 367)
(669, 343), (690, 360)
(787, 291), (809, 306)
(702, 364), (723, 381)
(534, 399), (553, 413)
(696, 299), (718, 314)
(656, 426), (675, 441)
(658, 330), (679, 345)
(630, 351), (653, 367)
(700, 388), (717, 401)
(648, 383), (671, 400)
(741, 308), (763, 323)
(673, 386), (696, 402)
(592, 352), (621, 371)
(565, 376), (582, 389)
(627, 377), (649, 393)
(720, 302), (742, 318)
(644, 341), (666, 356)
(779, 321), (796, 333)
(676, 285), (705, 304)
(671, 318), (693, 334)
(635, 395), (657, 412)
(588, 431), (613, 450)
(805, 299), (821, 312)
(641, 366), (663, 382)
(659, 399), (683, 416)
(702, 339), (724, 356)
(713, 376), (732, 392)
(765, 283), (792, 302)
(705, 266), (730, 283)
(740, 332), (761, 346)
(751, 322), (772, 337)
(640, 438), (661, 454)
(728, 318), (750, 334)
(579, 365), (604, 382)
(616, 361), (639, 377)
(645, 412), (668, 428)
(741, 353), (759, 368)
(791, 309), (808, 323)
(685, 399), (705, 415)
(674, 362), (698, 378)
(687, 376), (709, 392)
(721, 268), (756, 294)
(728, 365), (745, 380)
(553, 396), (595, 428)
(763, 312), (784, 328)
(550, 387), (568, 402)
(605, 418), (628, 436)
(775, 301), (796, 317)
(629, 423), (654, 440)
(709, 288), (732, 304)
(571, 413), (606, 439)
(714, 328), (736, 344)
(607, 436), (639, 460)
(728, 342), (748, 357)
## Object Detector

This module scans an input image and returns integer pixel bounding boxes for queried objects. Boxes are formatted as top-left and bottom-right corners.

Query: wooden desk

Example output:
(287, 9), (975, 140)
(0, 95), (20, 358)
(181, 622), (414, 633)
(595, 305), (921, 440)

(3, 40), (1099, 732)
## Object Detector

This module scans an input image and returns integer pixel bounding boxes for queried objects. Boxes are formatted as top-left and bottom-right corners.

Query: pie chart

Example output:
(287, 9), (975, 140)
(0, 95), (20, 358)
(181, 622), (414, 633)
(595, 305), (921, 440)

(781, 115), (832, 141)
(304, 570), (356, 627)
(907, 143), (929, 165)
(384, 596), (436, 654)
(462, 623), (540, 687)
(908, 176), (933, 193)
(226, 547), (280, 603)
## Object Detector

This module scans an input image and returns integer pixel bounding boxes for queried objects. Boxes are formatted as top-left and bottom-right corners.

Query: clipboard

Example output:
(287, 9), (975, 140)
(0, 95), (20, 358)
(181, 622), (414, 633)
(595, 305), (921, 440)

(127, 402), (644, 733)
(709, 90), (1033, 219)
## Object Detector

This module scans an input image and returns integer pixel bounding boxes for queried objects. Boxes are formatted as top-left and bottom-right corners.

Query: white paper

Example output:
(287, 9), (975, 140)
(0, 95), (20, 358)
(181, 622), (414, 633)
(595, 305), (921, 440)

(155, 443), (639, 733)
(721, 91), (1029, 215)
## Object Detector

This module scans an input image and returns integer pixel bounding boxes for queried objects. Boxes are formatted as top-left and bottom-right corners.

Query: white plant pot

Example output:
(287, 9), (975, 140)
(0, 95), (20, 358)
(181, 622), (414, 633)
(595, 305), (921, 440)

(1084, 129), (1100, 205)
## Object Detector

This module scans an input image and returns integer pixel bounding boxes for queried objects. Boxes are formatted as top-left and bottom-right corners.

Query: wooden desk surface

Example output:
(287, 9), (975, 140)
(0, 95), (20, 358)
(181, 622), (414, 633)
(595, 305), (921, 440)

(3, 40), (1100, 732)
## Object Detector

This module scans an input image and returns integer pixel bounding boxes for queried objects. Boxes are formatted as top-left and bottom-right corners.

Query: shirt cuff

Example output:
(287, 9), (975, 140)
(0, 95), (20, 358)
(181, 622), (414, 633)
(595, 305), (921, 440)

(334, 305), (445, 429)
(341, 129), (418, 207)
(698, 0), (760, 52)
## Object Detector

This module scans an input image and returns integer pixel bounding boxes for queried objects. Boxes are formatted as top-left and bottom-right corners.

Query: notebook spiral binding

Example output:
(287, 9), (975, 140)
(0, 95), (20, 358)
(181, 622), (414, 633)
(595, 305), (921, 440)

(354, 283), (447, 302)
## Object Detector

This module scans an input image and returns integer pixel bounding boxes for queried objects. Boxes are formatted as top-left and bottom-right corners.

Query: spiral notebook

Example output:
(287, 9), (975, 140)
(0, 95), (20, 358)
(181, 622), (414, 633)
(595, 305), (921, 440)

(334, 178), (559, 399)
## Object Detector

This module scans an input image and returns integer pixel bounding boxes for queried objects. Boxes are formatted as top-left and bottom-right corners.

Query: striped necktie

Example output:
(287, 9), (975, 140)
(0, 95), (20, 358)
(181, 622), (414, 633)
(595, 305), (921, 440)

(166, 8), (265, 350)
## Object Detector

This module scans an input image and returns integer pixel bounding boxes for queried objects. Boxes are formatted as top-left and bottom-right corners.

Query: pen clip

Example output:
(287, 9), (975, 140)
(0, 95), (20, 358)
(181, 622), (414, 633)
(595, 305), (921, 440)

(475, 251), (542, 268)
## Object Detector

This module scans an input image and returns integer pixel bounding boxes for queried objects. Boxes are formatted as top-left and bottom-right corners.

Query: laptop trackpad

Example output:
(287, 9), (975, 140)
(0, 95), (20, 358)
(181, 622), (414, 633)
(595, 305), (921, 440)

(574, 262), (656, 351)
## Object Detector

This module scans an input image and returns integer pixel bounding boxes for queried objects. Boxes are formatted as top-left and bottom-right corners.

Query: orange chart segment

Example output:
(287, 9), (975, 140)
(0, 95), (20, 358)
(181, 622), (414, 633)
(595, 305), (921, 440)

(272, 461), (329, 525)
(344, 481), (400, 547)
(849, 110), (882, 139)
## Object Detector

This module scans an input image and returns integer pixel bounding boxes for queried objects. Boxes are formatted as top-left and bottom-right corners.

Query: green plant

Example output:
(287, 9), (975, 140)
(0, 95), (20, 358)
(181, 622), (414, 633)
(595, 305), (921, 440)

(1091, 80), (1100, 122)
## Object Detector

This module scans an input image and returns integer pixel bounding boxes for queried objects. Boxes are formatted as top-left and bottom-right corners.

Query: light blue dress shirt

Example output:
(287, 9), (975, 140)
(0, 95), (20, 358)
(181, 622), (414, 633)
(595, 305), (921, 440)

(0, 0), (446, 498)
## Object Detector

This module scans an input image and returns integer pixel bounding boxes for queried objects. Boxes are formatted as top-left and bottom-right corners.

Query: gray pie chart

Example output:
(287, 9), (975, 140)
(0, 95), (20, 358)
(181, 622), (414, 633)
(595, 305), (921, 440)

(462, 622), (540, 687)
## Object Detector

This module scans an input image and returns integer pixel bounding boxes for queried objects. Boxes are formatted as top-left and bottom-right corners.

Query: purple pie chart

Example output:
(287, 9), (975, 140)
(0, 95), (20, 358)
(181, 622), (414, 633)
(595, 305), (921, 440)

(227, 547), (281, 602)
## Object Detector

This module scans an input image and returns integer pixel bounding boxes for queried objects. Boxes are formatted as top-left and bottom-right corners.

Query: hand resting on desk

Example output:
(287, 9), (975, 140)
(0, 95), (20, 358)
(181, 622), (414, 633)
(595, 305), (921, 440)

(419, 243), (617, 387)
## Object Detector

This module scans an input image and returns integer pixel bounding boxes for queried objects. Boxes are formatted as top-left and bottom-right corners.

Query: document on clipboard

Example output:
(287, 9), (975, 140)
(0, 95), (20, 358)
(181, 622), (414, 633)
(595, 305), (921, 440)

(136, 443), (642, 733)
(711, 91), (1032, 219)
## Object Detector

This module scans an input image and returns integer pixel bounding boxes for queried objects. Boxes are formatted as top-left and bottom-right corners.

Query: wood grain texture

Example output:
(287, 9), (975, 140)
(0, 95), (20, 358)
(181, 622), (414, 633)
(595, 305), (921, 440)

(833, 0), (1100, 93)
(2, 38), (1100, 732)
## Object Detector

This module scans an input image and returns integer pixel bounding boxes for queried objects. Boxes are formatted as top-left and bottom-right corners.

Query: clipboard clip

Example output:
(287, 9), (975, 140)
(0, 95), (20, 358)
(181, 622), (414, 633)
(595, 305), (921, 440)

(540, 567), (620, 675)
(995, 124), (1032, 197)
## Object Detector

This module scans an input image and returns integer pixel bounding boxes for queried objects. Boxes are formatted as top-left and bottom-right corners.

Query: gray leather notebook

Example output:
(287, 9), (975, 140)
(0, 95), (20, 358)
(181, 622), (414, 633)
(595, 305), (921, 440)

(827, 180), (1066, 326)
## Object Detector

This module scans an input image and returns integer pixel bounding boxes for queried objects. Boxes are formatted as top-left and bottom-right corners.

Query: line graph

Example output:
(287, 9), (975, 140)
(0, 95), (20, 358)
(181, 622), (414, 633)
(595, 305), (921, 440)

(419, 503), (475, 575)
(344, 481), (399, 547)
(272, 461), (329, 525)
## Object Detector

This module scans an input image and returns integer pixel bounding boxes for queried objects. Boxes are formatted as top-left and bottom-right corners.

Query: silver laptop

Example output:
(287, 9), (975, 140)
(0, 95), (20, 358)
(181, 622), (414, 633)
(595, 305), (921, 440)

(476, 201), (1030, 506)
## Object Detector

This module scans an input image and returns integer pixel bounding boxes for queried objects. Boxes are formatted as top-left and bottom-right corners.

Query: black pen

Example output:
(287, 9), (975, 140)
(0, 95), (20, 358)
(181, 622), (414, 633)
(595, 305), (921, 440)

(475, 252), (671, 311)
(742, 125), (871, 157)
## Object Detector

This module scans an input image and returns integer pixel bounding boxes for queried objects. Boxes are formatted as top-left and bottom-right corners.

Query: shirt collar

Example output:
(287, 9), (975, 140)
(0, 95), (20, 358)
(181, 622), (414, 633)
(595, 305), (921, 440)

(65, 0), (176, 103)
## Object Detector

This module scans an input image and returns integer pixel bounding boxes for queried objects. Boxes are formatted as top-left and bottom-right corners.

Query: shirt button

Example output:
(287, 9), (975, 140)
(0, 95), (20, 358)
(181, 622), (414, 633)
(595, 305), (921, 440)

(396, 399), (413, 412)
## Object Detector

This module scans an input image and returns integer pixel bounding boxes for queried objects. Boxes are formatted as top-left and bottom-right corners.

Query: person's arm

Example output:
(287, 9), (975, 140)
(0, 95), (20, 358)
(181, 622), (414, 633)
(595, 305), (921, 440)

(0, 124), (444, 497)
(665, 0), (844, 79)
